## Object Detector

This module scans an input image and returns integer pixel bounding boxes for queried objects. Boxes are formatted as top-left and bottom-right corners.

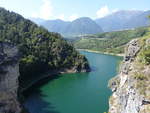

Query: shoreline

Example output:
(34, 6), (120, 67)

(21, 50), (122, 93)
(21, 69), (89, 92)
(77, 49), (124, 57)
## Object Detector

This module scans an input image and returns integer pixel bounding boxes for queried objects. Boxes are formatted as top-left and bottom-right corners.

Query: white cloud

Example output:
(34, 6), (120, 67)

(58, 14), (65, 20)
(69, 14), (79, 21)
(31, 0), (79, 21)
(31, 0), (53, 20)
(96, 5), (110, 18)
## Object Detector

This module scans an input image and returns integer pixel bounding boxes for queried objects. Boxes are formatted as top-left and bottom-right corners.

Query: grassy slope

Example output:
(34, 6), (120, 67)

(74, 27), (150, 55)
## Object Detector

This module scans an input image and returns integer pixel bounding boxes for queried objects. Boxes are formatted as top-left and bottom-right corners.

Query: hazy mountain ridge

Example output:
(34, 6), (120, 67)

(95, 10), (150, 32)
(123, 10), (150, 29)
(34, 17), (103, 36)
(31, 10), (150, 36)
(41, 19), (70, 33)
(64, 17), (103, 35)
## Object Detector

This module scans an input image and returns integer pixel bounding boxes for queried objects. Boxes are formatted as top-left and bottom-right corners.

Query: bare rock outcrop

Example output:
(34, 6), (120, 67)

(109, 38), (150, 113)
(0, 42), (22, 113)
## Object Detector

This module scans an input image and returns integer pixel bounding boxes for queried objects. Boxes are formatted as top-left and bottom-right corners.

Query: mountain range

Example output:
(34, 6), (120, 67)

(95, 10), (150, 32)
(36, 17), (103, 36)
(30, 10), (150, 36)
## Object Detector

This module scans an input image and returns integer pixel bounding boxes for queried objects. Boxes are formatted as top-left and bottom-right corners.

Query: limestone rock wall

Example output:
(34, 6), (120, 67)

(109, 38), (150, 113)
(0, 42), (21, 113)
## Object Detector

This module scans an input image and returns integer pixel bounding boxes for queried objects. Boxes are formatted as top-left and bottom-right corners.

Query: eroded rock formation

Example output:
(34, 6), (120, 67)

(109, 38), (150, 113)
(0, 42), (21, 113)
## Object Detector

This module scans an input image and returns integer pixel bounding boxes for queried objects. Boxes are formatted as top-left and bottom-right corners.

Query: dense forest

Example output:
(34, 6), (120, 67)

(0, 8), (90, 88)
(74, 27), (150, 54)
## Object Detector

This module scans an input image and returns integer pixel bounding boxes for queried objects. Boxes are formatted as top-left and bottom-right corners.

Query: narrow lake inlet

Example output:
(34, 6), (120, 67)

(24, 51), (122, 113)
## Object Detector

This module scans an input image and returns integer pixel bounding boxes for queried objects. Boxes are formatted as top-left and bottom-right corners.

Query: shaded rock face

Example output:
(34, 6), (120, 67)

(121, 39), (141, 74)
(0, 42), (21, 113)
(109, 38), (150, 113)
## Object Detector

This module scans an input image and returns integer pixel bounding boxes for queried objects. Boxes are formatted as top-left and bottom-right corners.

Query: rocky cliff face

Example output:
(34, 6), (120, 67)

(109, 37), (150, 113)
(0, 42), (22, 113)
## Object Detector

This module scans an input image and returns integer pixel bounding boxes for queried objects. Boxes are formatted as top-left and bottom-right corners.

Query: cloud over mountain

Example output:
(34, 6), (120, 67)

(32, 0), (53, 20)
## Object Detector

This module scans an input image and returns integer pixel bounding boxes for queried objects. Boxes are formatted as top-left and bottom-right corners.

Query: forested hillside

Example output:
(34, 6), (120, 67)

(0, 8), (90, 87)
(74, 27), (150, 54)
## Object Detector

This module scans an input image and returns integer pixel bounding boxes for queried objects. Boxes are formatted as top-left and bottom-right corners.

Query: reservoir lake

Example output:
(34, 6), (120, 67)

(24, 51), (122, 113)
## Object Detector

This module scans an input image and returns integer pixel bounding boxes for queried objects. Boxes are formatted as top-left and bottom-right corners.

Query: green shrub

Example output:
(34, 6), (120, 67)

(140, 48), (150, 64)
(133, 73), (147, 80)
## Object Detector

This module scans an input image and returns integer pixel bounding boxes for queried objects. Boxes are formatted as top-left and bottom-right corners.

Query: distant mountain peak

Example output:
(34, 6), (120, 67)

(95, 10), (150, 32)
(65, 17), (103, 35)
(104, 10), (144, 18)
(36, 17), (103, 36)
(30, 10), (150, 37)
(114, 10), (144, 13)
(73, 17), (92, 20)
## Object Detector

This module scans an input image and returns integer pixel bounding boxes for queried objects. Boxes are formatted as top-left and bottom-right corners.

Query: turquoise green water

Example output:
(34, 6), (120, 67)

(24, 51), (121, 113)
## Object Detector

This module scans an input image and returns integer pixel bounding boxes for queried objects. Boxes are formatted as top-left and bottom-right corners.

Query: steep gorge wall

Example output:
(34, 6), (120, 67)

(0, 42), (22, 113)
(109, 38), (150, 113)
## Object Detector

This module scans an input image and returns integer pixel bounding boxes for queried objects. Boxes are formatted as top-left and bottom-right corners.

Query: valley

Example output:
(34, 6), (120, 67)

(0, 1), (150, 112)
(74, 27), (150, 55)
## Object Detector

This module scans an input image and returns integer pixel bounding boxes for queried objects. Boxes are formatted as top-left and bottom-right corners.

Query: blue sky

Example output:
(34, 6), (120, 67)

(0, 0), (149, 21)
